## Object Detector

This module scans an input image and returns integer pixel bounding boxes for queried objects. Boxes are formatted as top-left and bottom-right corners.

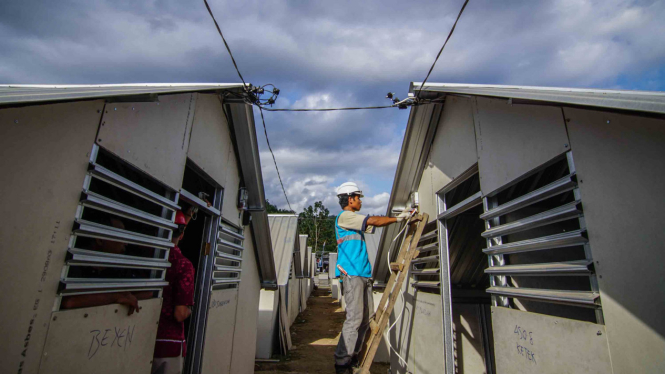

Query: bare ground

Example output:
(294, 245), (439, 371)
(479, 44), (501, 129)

(255, 287), (389, 374)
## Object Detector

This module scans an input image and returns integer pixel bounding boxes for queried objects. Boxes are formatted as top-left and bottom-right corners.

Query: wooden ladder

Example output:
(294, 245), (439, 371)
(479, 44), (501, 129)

(358, 213), (429, 374)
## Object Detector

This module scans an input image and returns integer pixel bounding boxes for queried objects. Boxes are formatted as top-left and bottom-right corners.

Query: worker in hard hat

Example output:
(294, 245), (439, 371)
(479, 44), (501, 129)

(152, 207), (196, 374)
(333, 182), (413, 374)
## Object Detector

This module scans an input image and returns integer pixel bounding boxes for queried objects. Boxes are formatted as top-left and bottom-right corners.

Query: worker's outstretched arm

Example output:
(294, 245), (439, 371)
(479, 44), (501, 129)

(367, 208), (415, 227)
(366, 216), (397, 227)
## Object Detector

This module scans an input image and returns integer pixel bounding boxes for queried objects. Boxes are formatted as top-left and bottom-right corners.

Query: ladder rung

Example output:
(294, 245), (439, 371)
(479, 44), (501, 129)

(416, 242), (438, 252)
(390, 262), (404, 272)
(483, 229), (587, 256)
(412, 268), (440, 276)
(485, 260), (591, 276)
(411, 255), (439, 265)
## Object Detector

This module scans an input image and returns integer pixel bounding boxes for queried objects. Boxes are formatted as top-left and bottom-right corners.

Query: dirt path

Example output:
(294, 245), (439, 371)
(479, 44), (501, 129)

(255, 287), (389, 374)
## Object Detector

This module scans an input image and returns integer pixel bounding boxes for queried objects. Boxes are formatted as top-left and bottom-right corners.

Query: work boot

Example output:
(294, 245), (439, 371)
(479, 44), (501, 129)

(335, 364), (352, 374)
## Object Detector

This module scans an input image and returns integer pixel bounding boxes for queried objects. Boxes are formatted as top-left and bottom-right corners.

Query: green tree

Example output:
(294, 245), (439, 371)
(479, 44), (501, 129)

(299, 201), (337, 254)
(266, 199), (295, 214)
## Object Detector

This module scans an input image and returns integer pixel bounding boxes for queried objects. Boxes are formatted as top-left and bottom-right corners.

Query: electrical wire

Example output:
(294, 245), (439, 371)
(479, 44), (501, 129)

(416, 0), (470, 99)
(261, 105), (396, 112)
(384, 209), (416, 373)
(204, 1), (293, 213)
(203, 0), (248, 89)
(258, 106), (293, 212)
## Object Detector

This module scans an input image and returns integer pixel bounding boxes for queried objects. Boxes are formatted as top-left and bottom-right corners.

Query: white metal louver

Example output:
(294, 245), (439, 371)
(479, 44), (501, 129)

(212, 219), (244, 289)
(481, 152), (603, 322)
(58, 145), (179, 306)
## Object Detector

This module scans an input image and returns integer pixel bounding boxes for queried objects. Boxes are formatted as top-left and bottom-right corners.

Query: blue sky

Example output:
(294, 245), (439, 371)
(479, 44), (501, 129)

(1, 0), (664, 214)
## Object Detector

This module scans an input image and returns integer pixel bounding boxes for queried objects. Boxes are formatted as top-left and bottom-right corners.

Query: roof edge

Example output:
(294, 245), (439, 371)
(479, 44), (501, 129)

(410, 82), (665, 115)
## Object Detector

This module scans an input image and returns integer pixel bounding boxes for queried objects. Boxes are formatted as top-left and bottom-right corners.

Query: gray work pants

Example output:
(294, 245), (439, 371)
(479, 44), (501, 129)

(334, 275), (374, 367)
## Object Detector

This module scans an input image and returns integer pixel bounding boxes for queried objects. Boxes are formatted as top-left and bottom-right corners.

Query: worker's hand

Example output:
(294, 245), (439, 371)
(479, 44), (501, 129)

(396, 208), (414, 222)
(115, 292), (140, 316)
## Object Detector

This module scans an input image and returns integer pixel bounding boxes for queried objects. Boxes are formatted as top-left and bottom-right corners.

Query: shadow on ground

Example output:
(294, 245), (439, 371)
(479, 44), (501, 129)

(255, 287), (389, 374)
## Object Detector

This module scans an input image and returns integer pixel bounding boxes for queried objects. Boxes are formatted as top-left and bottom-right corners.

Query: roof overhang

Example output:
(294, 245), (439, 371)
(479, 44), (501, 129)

(227, 100), (278, 288)
(410, 82), (665, 115)
(0, 83), (246, 107)
(372, 102), (442, 281)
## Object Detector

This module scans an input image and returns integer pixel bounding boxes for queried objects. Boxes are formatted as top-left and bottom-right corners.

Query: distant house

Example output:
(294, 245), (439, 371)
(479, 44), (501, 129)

(256, 214), (302, 359)
(374, 83), (665, 374)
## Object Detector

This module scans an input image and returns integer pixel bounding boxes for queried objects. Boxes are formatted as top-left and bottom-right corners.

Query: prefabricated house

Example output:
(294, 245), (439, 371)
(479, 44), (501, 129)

(329, 253), (340, 298)
(299, 234), (311, 310)
(0, 84), (278, 374)
(256, 214), (301, 359)
(375, 83), (665, 374)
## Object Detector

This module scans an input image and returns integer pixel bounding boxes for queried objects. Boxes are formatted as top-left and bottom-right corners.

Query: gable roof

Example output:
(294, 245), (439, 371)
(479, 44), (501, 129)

(411, 82), (665, 115)
(0, 83), (244, 107)
(374, 82), (665, 281)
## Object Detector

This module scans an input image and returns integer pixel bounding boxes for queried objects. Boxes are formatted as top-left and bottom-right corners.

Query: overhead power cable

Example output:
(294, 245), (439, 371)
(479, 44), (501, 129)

(258, 107), (293, 212)
(203, 0), (248, 88)
(416, 0), (470, 99)
(261, 105), (395, 112)
(205, 0), (294, 212)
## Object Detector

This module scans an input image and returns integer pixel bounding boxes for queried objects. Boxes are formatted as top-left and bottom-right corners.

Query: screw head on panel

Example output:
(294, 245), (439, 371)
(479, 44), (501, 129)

(597, 331), (602, 336)
(114, 107), (117, 111)
(84, 313), (88, 318)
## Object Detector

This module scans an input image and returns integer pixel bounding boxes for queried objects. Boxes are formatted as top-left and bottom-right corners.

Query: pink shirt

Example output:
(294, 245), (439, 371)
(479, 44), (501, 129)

(153, 246), (195, 358)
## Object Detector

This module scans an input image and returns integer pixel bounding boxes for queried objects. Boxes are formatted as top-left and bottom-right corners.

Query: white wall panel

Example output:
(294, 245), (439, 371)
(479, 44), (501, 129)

(564, 107), (665, 373)
(229, 225), (262, 374)
(201, 288), (239, 374)
(188, 94), (233, 188)
(390, 285), (445, 374)
(39, 299), (161, 374)
(255, 290), (279, 359)
(0, 100), (103, 374)
(97, 94), (196, 191)
(491, 307), (612, 374)
(473, 97), (569, 195)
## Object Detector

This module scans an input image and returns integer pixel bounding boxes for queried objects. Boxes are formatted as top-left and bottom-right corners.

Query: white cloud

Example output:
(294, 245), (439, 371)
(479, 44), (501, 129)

(2, 0), (664, 218)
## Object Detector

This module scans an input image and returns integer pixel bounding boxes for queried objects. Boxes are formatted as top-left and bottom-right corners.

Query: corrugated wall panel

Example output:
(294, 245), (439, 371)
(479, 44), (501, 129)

(97, 94), (196, 191)
(0, 100), (103, 374)
(472, 97), (569, 195)
(564, 107), (665, 373)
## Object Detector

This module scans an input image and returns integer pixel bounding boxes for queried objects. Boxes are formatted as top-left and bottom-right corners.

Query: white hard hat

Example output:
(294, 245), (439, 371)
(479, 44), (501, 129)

(336, 182), (363, 197)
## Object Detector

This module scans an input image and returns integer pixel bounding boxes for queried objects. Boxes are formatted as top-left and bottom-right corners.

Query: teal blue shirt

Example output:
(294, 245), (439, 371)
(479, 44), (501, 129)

(334, 211), (373, 278)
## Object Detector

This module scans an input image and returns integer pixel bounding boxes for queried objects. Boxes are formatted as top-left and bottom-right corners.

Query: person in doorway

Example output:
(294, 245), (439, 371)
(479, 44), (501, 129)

(333, 182), (414, 374)
(152, 208), (196, 374)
